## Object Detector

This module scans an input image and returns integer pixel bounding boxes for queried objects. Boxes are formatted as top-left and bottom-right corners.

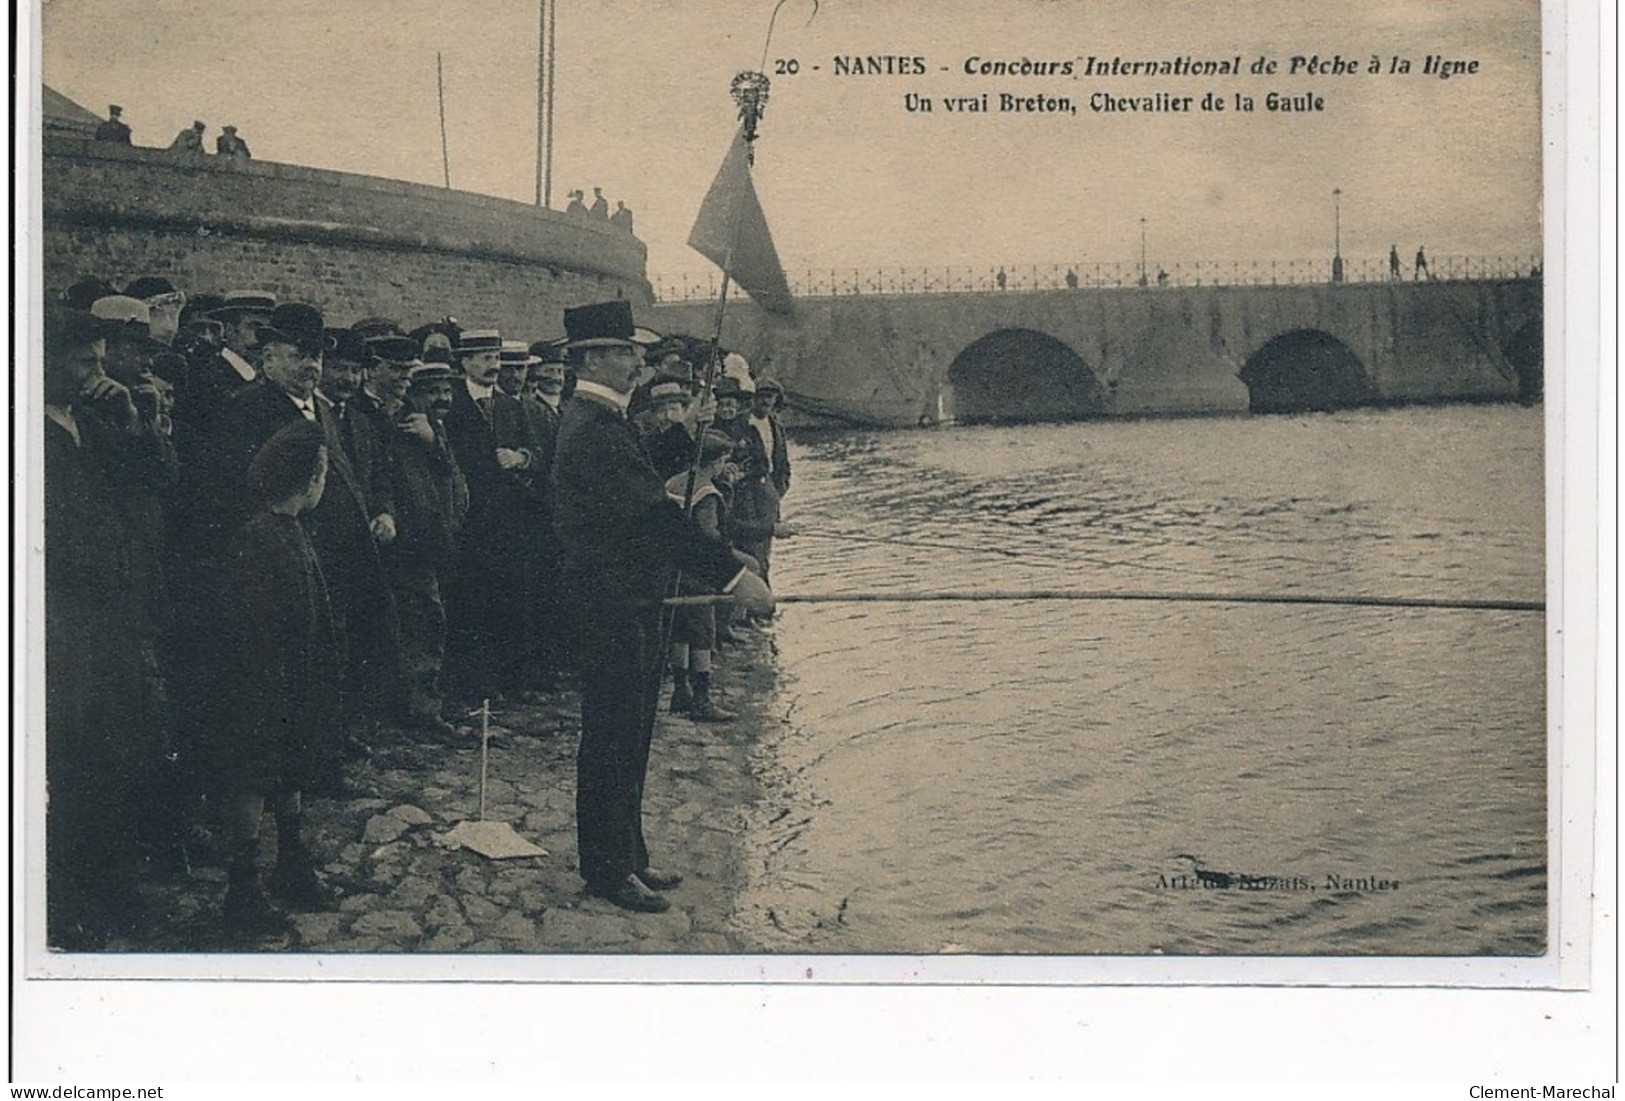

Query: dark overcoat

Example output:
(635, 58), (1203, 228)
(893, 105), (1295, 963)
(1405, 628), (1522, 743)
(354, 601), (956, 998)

(551, 392), (742, 888)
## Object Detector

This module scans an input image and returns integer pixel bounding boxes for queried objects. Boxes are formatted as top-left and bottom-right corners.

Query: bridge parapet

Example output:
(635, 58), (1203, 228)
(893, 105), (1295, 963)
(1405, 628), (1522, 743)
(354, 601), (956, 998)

(653, 255), (1540, 302)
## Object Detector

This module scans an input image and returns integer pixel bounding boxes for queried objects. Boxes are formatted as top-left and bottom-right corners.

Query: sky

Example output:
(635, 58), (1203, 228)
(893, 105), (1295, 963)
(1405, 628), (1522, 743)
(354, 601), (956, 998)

(39, 0), (1543, 281)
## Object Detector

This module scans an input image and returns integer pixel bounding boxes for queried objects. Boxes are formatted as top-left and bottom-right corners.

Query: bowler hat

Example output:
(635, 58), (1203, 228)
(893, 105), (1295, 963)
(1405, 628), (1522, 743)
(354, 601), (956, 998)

(124, 276), (182, 304)
(563, 300), (660, 349)
(350, 317), (403, 340)
(64, 277), (118, 311)
(44, 303), (106, 353)
(256, 303), (329, 354)
(712, 375), (746, 399)
(328, 329), (374, 365)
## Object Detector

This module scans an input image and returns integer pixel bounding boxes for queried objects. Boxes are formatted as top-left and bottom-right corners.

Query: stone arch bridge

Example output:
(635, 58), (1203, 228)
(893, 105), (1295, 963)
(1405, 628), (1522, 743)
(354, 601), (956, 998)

(650, 278), (1542, 426)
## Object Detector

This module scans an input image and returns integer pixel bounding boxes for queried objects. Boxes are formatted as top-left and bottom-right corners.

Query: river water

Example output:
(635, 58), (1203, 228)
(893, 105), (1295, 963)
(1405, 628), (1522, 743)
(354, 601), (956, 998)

(729, 404), (1546, 956)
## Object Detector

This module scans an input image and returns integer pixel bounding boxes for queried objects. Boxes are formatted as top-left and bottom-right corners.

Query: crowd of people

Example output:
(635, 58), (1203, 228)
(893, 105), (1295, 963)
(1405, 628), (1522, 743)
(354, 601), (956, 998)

(43, 274), (789, 944)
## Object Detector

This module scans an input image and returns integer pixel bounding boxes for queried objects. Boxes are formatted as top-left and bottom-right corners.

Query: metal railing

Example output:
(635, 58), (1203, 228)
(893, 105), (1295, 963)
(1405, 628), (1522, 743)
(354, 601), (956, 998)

(651, 255), (1542, 302)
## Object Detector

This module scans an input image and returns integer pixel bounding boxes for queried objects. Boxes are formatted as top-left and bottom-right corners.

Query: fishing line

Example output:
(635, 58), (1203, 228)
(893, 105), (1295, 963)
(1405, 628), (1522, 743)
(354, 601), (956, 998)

(789, 526), (1254, 584)
(664, 589), (1544, 613)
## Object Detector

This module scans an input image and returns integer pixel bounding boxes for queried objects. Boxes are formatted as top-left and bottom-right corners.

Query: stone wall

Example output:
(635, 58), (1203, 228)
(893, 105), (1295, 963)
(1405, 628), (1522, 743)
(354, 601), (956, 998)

(42, 135), (651, 339)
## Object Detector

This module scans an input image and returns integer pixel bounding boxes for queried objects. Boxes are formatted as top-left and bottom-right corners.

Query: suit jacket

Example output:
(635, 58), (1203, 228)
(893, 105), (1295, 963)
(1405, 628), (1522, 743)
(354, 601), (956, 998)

(199, 379), (380, 592)
(387, 416), (469, 568)
(442, 383), (535, 569)
(552, 392), (741, 607)
(330, 391), (396, 522)
(739, 413), (791, 497)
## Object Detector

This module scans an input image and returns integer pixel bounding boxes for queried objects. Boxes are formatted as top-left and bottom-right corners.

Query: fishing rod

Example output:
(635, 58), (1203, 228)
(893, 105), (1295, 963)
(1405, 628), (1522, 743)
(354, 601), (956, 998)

(660, 588), (1544, 613)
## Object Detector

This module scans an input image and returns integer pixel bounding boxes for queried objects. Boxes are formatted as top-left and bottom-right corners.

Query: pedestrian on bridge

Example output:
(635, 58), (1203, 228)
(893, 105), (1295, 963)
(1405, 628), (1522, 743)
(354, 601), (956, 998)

(1389, 245), (1402, 282)
(1415, 246), (1431, 281)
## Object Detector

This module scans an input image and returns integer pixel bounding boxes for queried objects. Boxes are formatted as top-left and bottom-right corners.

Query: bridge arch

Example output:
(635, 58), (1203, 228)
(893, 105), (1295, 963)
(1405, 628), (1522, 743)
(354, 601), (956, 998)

(1238, 329), (1377, 414)
(944, 328), (1106, 424)
(1504, 318), (1542, 405)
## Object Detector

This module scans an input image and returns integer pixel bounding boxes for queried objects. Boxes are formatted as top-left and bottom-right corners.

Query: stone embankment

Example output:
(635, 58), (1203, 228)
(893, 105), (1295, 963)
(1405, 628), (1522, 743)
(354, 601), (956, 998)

(111, 632), (780, 955)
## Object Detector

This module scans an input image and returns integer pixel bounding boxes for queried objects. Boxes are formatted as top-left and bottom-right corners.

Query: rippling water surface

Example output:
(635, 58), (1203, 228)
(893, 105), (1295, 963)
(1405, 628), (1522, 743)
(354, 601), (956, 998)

(731, 405), (1546, 955)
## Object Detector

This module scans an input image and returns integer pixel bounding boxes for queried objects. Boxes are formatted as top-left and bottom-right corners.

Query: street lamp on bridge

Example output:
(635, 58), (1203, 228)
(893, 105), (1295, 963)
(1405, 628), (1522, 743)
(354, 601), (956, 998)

(1331, 187), (1345, 284)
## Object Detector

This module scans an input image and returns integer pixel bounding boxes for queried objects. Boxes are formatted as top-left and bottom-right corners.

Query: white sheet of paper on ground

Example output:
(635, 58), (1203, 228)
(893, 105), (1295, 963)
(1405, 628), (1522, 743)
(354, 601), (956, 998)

(441, 820), (547, 860)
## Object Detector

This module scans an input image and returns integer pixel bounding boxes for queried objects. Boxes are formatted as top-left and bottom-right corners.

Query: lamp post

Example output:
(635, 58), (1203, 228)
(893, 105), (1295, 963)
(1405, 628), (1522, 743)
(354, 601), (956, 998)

(1139, 217), (1149, 287)
(1331, 187), (1345, 284)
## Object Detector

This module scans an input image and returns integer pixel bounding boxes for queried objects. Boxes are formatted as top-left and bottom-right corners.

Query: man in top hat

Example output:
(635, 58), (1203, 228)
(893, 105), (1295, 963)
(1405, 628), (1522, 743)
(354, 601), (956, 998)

(168, 120), (207, 155)
(385, 359), (470, 739)
(42, 303), (177, 947)
(441, 328), (539, 702)
(95, 104), (132, 144)
(203, 304), (401, 785)
(589, 187), (610, 220)
(552, 299), (773, 913)
(216, 125), (251, 159)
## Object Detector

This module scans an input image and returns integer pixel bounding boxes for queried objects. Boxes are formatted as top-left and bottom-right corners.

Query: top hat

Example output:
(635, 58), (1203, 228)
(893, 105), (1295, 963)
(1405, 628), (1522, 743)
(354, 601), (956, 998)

(109, 105), (122, 116)
(256, 303), (329, 355)
(457, 329), (502, 354)
(191, 121), (205, 131)
(563, 300), (659, 349)
(223, 125), (237, 133)
(211, 290), (278, 321)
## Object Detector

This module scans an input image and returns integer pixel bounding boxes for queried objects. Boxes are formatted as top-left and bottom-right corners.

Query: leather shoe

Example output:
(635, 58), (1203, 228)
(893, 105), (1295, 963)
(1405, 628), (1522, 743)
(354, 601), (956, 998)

(587, 874), (671, 913)
(637, 866), (684, 891)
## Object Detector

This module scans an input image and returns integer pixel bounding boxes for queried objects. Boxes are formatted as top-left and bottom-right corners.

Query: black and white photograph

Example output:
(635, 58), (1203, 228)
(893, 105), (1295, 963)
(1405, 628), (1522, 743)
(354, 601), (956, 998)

(12, 0), (1611, 1084)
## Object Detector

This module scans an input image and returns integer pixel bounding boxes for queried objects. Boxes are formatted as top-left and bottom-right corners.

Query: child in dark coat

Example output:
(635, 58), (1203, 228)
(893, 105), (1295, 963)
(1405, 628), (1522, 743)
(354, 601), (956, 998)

(216, 419), (342, 935)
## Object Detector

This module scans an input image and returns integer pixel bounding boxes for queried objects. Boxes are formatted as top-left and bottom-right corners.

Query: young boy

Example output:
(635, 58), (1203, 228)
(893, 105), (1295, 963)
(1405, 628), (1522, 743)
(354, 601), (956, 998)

(216, 419), (342, 934)
(664, 430), (757, 722)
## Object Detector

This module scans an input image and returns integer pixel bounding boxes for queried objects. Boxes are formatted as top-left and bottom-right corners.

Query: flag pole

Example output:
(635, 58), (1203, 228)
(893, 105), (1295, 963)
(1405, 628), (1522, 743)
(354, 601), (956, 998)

(437, 52), (451, 189)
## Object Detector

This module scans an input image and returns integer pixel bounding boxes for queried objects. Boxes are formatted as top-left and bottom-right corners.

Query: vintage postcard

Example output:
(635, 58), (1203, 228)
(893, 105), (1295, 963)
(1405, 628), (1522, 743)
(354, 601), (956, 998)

(12, 0), (1609, 1082)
